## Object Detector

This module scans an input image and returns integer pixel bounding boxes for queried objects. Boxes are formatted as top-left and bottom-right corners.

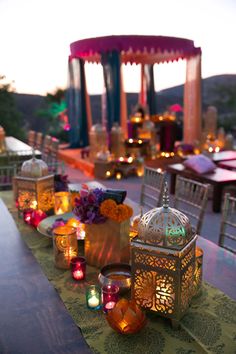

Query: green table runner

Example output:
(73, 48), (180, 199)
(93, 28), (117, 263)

(1, 191), (236, 354)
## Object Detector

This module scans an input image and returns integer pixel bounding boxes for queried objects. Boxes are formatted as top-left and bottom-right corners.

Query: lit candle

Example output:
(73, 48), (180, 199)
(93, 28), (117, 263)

(31, 209), (47, 227)
(23, 208), (34, 225)
(70, 256), (86, 280)
(53, 226), (78, 269)
(102, 285), (119, 313)
(88, 295), (100, 308)
(54, 191), (71, 215)
(86, 285), (101, 310)
(104, 301), (116, 310)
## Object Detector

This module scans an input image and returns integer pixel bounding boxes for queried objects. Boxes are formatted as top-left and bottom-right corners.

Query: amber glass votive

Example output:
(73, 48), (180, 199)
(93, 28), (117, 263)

(70, 256), (86, 280)
(193, 246), (203, 296)
(54, 191), (71, 215)
(53, 226), (78, 269)
(102, 285), (119, 313)
(86, 285), (101, 310)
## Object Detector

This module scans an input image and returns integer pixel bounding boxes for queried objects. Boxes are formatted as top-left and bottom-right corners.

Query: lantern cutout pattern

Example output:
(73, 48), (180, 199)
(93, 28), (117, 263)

(53, 225), (78, 269)
(131, 183), (197, 327)
(13, 155), (54, 214)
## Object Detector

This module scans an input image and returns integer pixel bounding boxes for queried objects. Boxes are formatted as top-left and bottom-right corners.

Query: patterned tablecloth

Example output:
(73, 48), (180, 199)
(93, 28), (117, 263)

(1, 191), (236, 354)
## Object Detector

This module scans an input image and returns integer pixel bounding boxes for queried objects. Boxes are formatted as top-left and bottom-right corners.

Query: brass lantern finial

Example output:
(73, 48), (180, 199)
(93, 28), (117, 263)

(163, 181), (169, 209)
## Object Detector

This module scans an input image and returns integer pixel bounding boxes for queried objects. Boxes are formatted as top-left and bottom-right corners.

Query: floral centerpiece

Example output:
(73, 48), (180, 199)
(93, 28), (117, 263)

(73, 185), (133, 268)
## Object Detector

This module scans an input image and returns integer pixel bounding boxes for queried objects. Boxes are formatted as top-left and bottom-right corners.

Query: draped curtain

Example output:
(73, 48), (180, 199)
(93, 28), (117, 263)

(139, 64), (157, 115)
(101, 51), (121, 132)
(67, 58), (91, 148)
(184, 54), (201, 143)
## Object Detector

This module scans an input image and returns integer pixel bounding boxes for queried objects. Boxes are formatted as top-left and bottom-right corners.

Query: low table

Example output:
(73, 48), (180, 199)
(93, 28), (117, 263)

(212, 150), (236, 163)
(218, 159), (236, 171)
(167, 163), (236, 212)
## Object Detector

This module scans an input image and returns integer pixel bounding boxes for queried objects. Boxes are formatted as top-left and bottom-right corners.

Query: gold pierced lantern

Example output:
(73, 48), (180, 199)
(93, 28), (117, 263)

(13, 156), (54, 214)
(131, 184), (197, 327)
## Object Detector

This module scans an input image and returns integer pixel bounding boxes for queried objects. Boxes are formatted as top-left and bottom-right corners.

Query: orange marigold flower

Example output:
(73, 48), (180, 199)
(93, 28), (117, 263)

(125, 205), (133, 218)
(100, 199), (117, 217)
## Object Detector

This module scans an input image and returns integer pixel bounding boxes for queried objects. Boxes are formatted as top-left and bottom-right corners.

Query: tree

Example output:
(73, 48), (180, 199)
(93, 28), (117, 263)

(0, 75), (25, 139)
(36, 88), (69, 142)
(212, 83), (236, 133)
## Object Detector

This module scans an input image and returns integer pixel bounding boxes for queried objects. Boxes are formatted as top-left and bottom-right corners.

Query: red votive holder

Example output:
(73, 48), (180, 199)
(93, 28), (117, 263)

(102, 285), (119, 313)
(23, 208), (34, 225)
(70, 257), (86, 280)
(31, 209), (47, 228)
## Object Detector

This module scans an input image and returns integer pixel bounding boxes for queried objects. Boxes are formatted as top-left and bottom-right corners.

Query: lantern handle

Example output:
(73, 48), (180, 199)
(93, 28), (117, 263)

(162, 181), (169, 209)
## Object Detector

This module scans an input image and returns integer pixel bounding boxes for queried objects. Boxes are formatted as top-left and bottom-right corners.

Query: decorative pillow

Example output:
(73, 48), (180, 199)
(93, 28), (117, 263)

(183, 154), (216, 174)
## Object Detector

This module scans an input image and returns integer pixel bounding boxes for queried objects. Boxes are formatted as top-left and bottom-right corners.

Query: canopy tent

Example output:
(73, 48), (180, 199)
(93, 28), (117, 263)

(68, 35), (201, 148)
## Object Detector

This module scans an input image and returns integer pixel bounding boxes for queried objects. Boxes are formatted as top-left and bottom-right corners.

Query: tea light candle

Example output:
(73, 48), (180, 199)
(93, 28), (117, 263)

(86, 285), (101, 310)
(54, 192), (71, 215)
(31, 209), (47, 227)
(53, 226), (78, 269)
(70, 256), (86, 281)
(23, 208), (34, 225)
(102, 285), (119, 313)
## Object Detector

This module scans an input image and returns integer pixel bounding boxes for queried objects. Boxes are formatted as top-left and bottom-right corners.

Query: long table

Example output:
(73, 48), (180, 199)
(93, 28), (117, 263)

(0, 189), (236, 353)
(0, 136), (41, 165)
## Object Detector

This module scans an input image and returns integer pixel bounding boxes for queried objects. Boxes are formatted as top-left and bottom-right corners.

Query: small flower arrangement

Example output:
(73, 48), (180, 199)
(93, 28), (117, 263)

(73, 185), (107, 224)
(100, 199), (133, 223)
(73, 185), (133, 224)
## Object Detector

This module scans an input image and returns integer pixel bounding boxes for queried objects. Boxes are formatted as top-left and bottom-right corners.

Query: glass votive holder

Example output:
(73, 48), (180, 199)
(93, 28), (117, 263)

(102, 285), (119, 313)
(70, 256), (86, 280)
(23, 208), (34, 225)
(53, 225), (78, 269)
(54, 191), (71, 215)
(86, 285), (101, 310)
(193, 246), (203, 296)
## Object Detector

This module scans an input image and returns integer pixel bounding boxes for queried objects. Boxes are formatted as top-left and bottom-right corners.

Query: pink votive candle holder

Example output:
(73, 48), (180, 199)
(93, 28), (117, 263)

(102, 285), (119, 313)
(70, 256), (86, 281)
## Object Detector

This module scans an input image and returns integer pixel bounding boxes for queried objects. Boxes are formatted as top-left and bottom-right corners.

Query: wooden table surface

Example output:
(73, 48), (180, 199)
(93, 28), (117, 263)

(218, 159), (236, 170)
(0, 184), (236, 353)
(212, 150), (236, 163)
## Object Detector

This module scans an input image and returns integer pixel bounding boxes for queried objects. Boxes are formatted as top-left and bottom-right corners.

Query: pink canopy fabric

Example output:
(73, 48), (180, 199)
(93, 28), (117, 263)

(70, 35), (201, 64)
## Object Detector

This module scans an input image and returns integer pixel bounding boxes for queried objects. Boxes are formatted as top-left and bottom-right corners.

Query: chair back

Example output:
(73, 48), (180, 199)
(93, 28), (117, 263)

(28, 130), (36, 148)
(35, 132), (43, 150)
(42, 135), (52, 162)
(47, 161), (65, 174)
(219, 193), (236, 254)
(0, 165), (17, 190)
(140, 166), (166, 210)
(49, 138), (60, 163)
(173, 176), (209, 235)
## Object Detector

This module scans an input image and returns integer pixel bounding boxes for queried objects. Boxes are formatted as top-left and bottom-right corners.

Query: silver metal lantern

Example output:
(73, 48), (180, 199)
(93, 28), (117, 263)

(131, 183), (197, 327)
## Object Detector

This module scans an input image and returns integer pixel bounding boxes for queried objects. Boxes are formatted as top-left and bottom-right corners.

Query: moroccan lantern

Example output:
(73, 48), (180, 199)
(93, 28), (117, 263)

(13, 155), (54, 215)
(89, 124), (108, 161)
(131, 183), (197, 328)
(110, 124), (125, 158)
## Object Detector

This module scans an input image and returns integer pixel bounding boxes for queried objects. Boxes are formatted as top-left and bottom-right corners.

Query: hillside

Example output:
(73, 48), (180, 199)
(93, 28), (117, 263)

(12, 74), (236, 133)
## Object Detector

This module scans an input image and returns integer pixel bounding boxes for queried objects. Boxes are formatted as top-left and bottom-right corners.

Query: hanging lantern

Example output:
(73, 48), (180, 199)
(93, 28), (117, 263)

(131, 183), (197, 328)
(13, 155), (54, 215)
